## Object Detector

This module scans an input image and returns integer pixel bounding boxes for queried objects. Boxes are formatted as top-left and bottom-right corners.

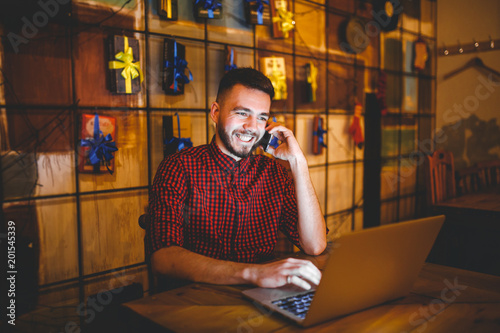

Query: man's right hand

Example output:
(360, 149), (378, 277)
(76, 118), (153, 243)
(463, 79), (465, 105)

(243, 258), (322, 290)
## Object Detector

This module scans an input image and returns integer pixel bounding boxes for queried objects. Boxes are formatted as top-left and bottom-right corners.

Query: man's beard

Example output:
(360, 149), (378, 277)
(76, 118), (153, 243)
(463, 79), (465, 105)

(217, 125), (261, 159)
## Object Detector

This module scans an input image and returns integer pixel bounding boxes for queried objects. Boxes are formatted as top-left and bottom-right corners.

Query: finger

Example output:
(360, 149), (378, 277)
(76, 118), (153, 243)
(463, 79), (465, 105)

(289, 275), (312, 290)
(288, 261), (321, 286)
(293, 267), (321, 287)
(301, 264), (322, 286)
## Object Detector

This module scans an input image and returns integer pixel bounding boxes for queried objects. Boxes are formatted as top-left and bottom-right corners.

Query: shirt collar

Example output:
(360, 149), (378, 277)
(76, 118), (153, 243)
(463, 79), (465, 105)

(209, 136), (253, 175)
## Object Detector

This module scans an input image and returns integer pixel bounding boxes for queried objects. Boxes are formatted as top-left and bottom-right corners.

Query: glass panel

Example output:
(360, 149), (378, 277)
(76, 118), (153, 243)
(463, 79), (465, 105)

(401, 117), (417, 155)
(399, 156), (417, 196)
(399, 196), (415, 221)
(295, 1), (326, 58)
(3, 108), (76, 199)
(418, 78), (434, 116)
(401, 0), (420, 33)
(258, 50), (294, 112)
(385, 73), (402, 112)
(3, 197), (80, 285)
(295, 57), (326, 112)
(380, 199), (398, 224)
(207, 1), (253, 46)
(327, 13), (355, 65)
(326, 211), (353, 242)
(328, 62), (363, 111)
(148, 36), (206, 109)
(381, 158), (398, 200)
(207, 44), (255, 103)
(381, 30), (402, 71)
(74, 30), (146, 108)
(295, 114), (328, 166)
(327, 0), (354, 13)
(327, 163), (354, 214)
(149, 111), (207, 183)
(309, 166), (327, 214)
(381, 116), (400, 158)
(147, 0), (204, 39)
(3, 27), (72, 105)
(74, 0), (145, 30)
(80, 190), (148, 275)
(354, 208), (363, 231)
(78, 110), (148, 192)
(328, 114), (355, 163)
(420, 0), (435, 38)
(355, 162), (364, 206)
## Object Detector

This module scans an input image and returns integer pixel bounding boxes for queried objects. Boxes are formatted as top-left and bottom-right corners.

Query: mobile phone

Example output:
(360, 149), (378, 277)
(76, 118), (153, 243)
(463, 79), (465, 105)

(259, 131), (279, 152)
(259, 131), (273, 152)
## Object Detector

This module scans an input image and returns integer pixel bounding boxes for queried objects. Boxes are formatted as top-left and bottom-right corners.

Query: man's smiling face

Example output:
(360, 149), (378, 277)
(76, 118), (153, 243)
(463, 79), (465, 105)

(211, 84), (271, 161)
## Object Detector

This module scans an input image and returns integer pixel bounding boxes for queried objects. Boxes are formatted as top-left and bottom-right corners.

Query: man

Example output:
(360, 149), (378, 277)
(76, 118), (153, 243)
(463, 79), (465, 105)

(146, 68), (326, 290)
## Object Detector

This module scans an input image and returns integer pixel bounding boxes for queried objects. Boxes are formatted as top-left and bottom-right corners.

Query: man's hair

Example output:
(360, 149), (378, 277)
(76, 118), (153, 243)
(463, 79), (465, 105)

(216, 67), (275, 105)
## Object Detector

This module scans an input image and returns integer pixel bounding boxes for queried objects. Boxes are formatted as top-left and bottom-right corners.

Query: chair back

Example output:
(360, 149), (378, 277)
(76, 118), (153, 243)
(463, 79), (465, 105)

(425, 150), (456, 205)
(476, 160), (500, 188)
(455, 166), (486, 196)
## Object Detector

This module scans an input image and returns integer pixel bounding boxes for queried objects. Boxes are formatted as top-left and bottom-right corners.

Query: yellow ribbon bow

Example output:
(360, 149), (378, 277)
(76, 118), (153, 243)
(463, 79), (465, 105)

(108, 36), (144, 94)
(272, 8), (295, 38)
(307, 62), (318, 102)
(269, 57), (287, 100)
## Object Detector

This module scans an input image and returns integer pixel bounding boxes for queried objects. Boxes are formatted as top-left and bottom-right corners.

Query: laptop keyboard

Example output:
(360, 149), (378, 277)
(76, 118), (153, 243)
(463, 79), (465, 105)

(271, 291), (316, 319)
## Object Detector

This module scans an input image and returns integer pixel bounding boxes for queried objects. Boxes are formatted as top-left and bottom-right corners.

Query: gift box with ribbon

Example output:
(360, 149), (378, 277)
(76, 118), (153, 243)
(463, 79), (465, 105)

(108, 36), (143, 94)
(158, 0), (178, 20)
(163, 113), (193, 157)
(163, 38), (193, 95)
(194, 0), (223, 19)
(313, 116), (327, 155)
(244, 0), (271, 25)
(305, 61), (318, 103)
(260, 56), (287, 100)
(79, 113), (118, 174)
(224, 45), (237, 73)
(270, 0), (294, 39)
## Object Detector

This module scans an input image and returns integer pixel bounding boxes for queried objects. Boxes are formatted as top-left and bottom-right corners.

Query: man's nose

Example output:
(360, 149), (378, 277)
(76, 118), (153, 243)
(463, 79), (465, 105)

(243, 116), (258, 132)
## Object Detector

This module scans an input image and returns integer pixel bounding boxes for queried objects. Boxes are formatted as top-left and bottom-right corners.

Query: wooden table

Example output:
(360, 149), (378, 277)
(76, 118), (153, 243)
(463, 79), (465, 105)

(122, 262), (500, 332)
(429, 188), (500, 275)
(434, 188), (500, 218)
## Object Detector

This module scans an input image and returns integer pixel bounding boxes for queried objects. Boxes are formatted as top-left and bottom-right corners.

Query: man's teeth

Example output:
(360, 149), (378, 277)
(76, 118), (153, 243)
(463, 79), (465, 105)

(236, 134), (253, 142)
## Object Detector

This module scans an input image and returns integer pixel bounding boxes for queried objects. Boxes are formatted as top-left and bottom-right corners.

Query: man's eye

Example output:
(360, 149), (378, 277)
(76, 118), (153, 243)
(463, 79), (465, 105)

(236, 112), (247, 116)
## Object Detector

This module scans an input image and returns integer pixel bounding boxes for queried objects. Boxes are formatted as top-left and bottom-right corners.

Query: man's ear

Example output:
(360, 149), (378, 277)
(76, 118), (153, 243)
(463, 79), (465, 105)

(210, 102), (220, 125)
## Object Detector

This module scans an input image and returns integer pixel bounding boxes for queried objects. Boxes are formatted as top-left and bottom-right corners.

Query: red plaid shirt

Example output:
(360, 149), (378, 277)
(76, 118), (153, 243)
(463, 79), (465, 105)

(146, 138), (300, 263)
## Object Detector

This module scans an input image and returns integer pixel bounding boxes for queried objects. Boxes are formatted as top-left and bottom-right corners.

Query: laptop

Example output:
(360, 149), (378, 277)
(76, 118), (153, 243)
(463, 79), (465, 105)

(242, 215), (445, 327)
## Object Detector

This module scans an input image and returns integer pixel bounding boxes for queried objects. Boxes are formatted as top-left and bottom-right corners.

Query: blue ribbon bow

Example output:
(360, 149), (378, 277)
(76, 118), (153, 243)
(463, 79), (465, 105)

(246, 0), (269, 25)
(313, 123), (328, 148)
(195, 0), (222, 19)
(269, 116), (280, 149)
(165, 41), (193, 93)
(165, 113), (193, 152)
(224, 48), (237, 72)
(81, 113), (118, 174)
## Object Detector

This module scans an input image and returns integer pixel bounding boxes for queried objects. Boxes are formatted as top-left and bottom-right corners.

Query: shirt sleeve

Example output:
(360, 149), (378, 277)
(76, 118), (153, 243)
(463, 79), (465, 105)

(145, 156), (188, 258)
(277, 165), (302, 250)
